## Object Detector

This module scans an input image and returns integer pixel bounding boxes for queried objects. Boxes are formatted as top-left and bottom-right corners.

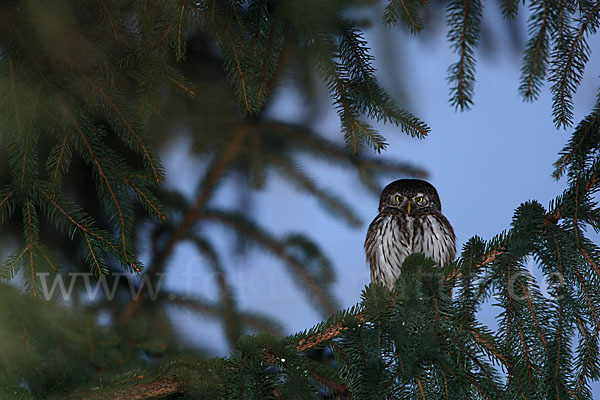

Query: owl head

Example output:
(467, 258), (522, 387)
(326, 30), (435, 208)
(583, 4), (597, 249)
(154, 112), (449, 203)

(378, 179), (442, 215)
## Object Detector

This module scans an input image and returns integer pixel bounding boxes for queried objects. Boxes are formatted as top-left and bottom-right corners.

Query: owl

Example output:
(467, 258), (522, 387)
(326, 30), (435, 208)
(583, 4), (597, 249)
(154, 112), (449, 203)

(364, 179), (456, 289)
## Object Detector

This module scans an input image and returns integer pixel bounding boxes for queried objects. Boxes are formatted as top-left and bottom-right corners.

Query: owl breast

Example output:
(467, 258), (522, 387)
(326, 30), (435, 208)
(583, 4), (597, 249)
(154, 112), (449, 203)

(364, 209), (456, 289)
(413, 214), (456, 266)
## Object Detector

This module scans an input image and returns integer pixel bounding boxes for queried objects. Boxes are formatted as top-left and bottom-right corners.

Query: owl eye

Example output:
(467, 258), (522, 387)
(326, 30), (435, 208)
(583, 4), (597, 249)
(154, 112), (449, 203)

(394, 195), (401, 203)
(416, 196), (424, 204)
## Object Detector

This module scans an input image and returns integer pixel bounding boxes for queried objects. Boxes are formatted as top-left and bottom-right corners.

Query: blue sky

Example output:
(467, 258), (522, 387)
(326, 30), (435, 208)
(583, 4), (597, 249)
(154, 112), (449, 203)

(160, 9), (600, 393)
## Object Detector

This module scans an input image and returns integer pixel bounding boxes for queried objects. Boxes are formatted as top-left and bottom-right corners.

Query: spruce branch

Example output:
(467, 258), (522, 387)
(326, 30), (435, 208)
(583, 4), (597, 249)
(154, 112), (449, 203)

(167, 295), (284, 338)
(271, 121), (428, 191)
(0, 191), (13, 210)
(443, 330), (504, 397)
(118, 125), (250, 324)
(185, 234), (243, 345)
(79, 73), (162, 183)
(340, 27), (429, 138)
(519, 0), (553, 101)
(520, 280), (549, 350)
(574, 269), (600, 332)
(446, 0), (483, 110)
(251, 2), (283, 109)
(47, 136), (72, 194)
(553, 98), (600, 179)
(296, 315), (365, 353)
(66, 118), (135, 269)
(166, 73), (198, 97)
(158, 125), (250, 263)
(67, 324), (355, 400)
(550, 1), (600, 128)
(222, 22), (250, 111)
(500, 0), (520, 19)
(60, 376), (182, 400)
(120, 174), (166, 221)
(36, 185), (133, 272)
(99, 0), (127, 45)
(271, 157), (363, 227)
(201, 209), (338, 316)
(383, 0), (425, 33)
(176, 0), (189, 61)
(446, 248), (503, 282)
(0, 2), (165, 280)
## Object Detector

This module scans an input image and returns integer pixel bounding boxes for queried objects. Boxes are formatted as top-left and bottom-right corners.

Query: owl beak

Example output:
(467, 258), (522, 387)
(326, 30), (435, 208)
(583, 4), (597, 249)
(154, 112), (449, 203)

(406, 200), (412, 214)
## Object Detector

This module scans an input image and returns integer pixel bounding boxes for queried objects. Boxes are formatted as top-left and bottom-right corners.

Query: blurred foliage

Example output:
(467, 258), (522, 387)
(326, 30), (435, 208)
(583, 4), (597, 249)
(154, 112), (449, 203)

(0, 0), (427, 395)
(0, 0), (426, 335)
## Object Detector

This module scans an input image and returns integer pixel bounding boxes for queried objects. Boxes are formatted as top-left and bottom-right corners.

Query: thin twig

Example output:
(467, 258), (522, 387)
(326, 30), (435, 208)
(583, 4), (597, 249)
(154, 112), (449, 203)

(119, 125), (250, 324)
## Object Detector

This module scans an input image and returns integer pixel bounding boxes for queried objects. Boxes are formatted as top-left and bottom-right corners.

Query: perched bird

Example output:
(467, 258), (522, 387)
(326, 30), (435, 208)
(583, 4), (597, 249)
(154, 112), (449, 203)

(364, 179), (456, 289)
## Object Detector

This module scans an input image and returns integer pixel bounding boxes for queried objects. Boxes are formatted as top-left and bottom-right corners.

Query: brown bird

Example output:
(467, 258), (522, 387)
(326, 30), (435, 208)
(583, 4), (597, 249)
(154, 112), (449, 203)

(364, 179), (456, 289)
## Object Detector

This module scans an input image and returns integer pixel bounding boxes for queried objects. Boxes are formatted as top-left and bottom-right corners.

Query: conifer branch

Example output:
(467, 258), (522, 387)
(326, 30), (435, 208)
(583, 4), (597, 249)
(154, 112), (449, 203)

(446, 0), (482, 110)
(119, 126), (250, 324)
(553, 302), (565, 396)
(271, 157), (362, 226)
(501, 0), (519, 19)
(553, 103), (600, 178)
(62, 376), (182, 400)
(99, 0), (125, 45)
(183, 234), (241, 344)
(18, 133), (30, 192)
(416, 377), (426, 400)
(255, 8), (280, 106)
(0, 246), (28, 280)
(162, 125), (250, 259)
(383, 0), (424, 33)
(0, 191), (13, 210)
(575, 313), (593, 371)
(519, 1), (551, 100)
(345, 79), (429, 138)
(574, 270), (600, 332)
(68, 111), (130, 264)
(168, 295), (284, 338)
(84, 233), (104, 276)
(444, 331), (503, 396)
(81, 74), (161, 183)
(72, 315), (360, 399)
(519, 281), (548, 350)
(273, 122), (427, 180)
(579, 245), (600, 282)
(156, 19), (177, 50)
(49, 136), (70, 193)
(37, 187), (87, 233)
(177, 0), (189, 60)
(37, 186), (123, 260)
(518, 324), (535, 382)
(550, 1), (600, 128)
(296, 314), (365, 353)
(451, 322), (511, 370)
(248, 0), (264, 59)
(34, 243), (58, 273)
(120, 174), (166, 221)
(446, 248), (503, 282)
(167, 75), (197, 96)
(308, 370), (350, 397)
(23, 198), (38, 296)
(222, 22), (250, 111)
(201, 210), (337, 316)
(138, 68), (157, 117)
